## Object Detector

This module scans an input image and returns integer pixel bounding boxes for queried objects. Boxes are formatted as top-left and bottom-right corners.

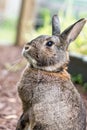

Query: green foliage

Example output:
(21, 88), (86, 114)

(0, 19), (17, 29)
(36, 9), (51, 35)
(72, 74), (87, 91)
(83, 83), (87, 91)
(71, 74), (83, 84)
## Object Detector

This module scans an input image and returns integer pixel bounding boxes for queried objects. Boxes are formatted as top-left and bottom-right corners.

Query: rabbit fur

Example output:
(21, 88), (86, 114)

(16, 15), (86, 130)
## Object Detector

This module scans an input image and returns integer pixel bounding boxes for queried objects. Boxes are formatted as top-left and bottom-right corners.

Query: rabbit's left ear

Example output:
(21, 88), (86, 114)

(52, 15), (60, 35)
(60, 18), (86, 49)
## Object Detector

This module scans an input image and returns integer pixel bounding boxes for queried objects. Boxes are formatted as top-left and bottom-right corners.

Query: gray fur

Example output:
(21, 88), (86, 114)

(52, 15), (60, 35)
(16, 15), (86, 130)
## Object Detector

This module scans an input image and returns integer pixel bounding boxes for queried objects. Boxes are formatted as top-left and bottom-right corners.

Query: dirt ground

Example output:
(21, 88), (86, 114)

(0, 46), (87, 130)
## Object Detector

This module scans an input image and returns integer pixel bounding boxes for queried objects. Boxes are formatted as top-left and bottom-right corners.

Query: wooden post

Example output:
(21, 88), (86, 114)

(15, 0), (36, 46)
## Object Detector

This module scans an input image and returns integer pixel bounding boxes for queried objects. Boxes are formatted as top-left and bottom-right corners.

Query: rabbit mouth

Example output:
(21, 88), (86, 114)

(22, 49), (37, 67)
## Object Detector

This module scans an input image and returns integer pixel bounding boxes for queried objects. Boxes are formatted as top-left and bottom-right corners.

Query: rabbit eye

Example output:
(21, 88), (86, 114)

(46, 41), (54, 47)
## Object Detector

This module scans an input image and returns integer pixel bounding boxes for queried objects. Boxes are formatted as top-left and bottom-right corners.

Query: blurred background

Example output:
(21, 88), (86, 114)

(0, 1), (87, 130)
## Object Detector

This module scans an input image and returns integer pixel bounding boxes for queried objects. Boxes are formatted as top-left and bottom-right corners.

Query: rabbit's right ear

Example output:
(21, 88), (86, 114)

(60, 18), (86, 49)
(52, 15), (60, 35)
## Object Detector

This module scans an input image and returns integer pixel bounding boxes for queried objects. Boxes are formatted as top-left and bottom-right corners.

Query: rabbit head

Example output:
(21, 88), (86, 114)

(23, 15), (86, 72)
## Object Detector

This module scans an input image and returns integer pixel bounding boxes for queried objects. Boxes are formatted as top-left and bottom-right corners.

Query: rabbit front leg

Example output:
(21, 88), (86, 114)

(16, 112), (30, 130)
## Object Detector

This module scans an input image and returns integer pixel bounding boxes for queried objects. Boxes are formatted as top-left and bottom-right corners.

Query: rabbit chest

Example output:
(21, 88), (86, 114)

(18, 67), (86, 130)
(18, 67), (70, 106)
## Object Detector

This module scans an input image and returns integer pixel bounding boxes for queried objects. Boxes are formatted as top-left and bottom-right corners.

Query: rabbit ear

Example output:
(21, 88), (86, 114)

(60, 18), (86, 49)
(52, 15), (61, 35)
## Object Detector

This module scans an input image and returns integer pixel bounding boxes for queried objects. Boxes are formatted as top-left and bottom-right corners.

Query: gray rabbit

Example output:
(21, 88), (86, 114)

(16, 15), (86, 130)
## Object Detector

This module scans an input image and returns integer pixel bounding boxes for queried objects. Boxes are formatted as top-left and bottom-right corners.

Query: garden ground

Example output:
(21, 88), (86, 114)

(0, 46), (87, 130)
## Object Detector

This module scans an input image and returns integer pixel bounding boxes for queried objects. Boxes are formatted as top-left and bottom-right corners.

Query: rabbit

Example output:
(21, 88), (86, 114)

(16, 15), (86, 130)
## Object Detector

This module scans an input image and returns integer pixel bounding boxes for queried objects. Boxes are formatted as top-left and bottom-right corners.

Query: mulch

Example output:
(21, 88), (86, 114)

(0, 46), (87, 130)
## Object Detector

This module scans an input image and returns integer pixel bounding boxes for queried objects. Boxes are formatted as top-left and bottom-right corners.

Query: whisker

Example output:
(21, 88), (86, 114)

(10, 57), (23, 66)
(5, 57), (26, 72)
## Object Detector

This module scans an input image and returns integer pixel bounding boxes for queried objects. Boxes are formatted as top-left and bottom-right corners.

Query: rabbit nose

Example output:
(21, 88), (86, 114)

(24, 45), (30, 51)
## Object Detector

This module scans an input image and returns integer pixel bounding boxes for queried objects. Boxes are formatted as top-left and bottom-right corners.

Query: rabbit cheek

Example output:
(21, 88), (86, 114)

(37, 55), (56, 67)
